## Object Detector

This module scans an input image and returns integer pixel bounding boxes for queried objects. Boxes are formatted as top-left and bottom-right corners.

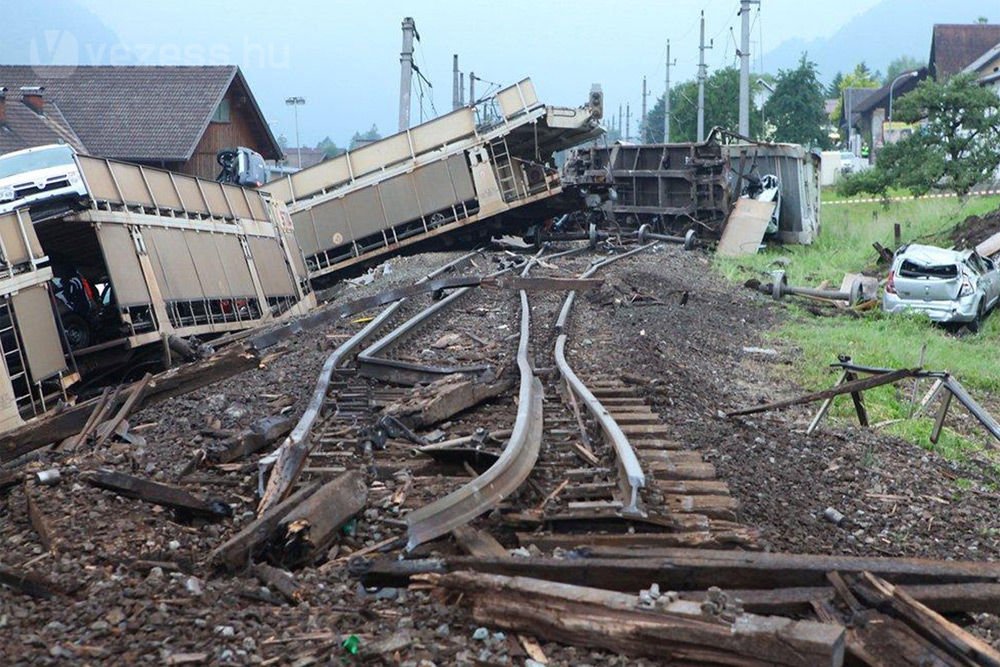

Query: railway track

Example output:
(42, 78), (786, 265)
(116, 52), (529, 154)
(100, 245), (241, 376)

(256, 238), (759, 570)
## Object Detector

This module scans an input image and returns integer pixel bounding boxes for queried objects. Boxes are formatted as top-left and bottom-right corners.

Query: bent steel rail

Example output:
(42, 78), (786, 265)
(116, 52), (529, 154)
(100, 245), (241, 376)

(405, 288), (542, 550)
(554, 241), (660, 516)
(404, 247), (557, 551)
(257, 251), (482, 513)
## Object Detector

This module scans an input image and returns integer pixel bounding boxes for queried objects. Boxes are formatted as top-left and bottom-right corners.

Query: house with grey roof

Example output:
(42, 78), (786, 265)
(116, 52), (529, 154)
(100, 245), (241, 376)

(0, 65), (282, 181)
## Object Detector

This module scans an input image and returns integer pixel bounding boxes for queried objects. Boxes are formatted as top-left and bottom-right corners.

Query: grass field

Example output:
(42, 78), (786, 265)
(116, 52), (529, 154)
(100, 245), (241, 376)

(715, 193), (1000, 464)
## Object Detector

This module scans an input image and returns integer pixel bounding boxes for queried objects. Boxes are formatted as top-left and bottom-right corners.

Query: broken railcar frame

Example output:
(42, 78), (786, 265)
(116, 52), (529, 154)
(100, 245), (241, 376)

(264, 78), (604, 280)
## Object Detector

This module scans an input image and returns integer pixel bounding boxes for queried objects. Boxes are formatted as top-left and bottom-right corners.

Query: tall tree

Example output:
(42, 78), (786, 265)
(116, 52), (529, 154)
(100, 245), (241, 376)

(884, 55), (923, 84)
(839, 73), (1000, 197)
(831, 62), (881, 123)
(643, 67), (761, 143)
(315, 136), (344, 158)
(763, 55), (830, 148)
(827, 72), (843, 99)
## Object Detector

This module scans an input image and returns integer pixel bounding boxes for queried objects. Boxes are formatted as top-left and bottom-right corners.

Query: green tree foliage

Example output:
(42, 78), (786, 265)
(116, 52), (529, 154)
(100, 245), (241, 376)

(643, 67), (761, 142)
(315, 136), (344, 158)
(884, 55), (923, 84)
(838, 73), (1000, 197)
(827, 72), (843, 99)
(831, 62), (881, 123)
(763, 55), (830, 148)
(276, 133), (288, 149)
(349, 124), (382, 149)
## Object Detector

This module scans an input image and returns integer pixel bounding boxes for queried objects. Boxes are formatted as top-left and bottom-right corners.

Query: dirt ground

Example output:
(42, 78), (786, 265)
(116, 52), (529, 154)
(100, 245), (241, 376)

(950, 203), (1000, 249)
(2, 242), (999, 664)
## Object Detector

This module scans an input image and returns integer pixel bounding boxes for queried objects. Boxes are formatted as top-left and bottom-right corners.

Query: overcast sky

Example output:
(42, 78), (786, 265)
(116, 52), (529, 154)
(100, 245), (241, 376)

(72, 0), (887, 145)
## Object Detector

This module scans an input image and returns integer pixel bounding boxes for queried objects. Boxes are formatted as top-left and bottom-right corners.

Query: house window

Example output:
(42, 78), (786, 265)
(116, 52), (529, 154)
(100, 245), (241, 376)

(212, 99), (231, 123)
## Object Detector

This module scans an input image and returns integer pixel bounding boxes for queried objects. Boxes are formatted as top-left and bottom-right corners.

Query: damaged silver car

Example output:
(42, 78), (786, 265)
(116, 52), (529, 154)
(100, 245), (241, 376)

(883, 244), (1000, 332)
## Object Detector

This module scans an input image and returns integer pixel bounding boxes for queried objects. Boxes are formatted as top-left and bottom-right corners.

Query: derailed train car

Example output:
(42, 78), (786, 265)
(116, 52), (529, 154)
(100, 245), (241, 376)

(264, 78), (605, 281)
(0, 154), (315, 432)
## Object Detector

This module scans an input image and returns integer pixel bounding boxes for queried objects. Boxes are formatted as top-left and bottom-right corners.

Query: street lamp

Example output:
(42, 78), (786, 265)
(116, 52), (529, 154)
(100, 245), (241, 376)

(888, 71), (918, 122)
(285, 96), (306, 169)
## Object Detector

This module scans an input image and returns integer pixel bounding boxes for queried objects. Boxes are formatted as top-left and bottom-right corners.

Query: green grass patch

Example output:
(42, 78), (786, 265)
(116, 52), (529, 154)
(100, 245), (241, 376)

(719, 195), (1000, 468)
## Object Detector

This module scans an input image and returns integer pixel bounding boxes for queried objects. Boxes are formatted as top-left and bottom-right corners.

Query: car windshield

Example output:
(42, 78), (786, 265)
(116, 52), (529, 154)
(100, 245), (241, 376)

(898, 259), (958, 279)
(0, 146), (75, 180)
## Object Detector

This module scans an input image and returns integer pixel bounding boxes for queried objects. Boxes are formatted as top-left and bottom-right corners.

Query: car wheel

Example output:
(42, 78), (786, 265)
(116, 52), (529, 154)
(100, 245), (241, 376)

(61, 313), (92, 349)
(968, 303), (985, 334)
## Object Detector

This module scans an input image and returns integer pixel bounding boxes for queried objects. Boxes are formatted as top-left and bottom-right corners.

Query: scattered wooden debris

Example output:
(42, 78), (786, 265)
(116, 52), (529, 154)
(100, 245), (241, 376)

(210, 415), (294, 464)
(82, 469), (232, 520)
(382, 373), (514, 428)
(417, 571), (845, 666)
(1, 346), (260, 463)
(271, 472), (368, 569)
(24, 483), (56, 552)
(211, 482), (320, 572)
(253, 562), (302, 605)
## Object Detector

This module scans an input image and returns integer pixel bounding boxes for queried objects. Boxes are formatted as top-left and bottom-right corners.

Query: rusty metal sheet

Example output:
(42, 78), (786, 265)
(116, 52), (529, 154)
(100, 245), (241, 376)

(96, 224), (151, 307)
(214, 234), (255, 296)
(77, 155), (121, 204)
(342, 187), (386, 240)
(378, 173), (421, 226)
(223, 184), (253, 219)
(248, 236), (295, 297)
(185, 230), (231, 298)
(142, 168), (183, 210)
(448, 153), (475, 202)
(11, 285), (65, 381)
(109, 162), (154, 208)
(717, 199), (775, 257)
(497, 78), (539, 119)
(201, 182), (233, 219)
(144, 227), (201, 300)
(412, 159), (460, 216)
(0, 210), (43, 267)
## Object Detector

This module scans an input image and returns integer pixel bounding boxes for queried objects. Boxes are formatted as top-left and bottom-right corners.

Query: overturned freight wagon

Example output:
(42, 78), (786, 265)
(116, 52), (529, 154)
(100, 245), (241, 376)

(562, 136), (731, 235)
(263, 78), (604, 280)
(0, 155), (315, 431)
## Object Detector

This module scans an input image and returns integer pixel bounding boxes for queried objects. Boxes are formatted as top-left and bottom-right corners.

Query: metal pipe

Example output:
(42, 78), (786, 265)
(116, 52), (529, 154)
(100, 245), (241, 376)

(767, 270), (865, 305)
(637, 224), (698, 250)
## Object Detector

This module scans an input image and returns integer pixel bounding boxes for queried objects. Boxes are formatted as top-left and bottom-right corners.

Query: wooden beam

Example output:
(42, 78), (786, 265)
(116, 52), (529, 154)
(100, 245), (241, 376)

(211, 415), (293, 464)
(271, 472), (367, 569)
(362, 549), (1000, 591)
(453, 526), (508, 558)
(0, 563), (61, 599)
(676, 582), (1000, 616)
(726, 368), (919, 417)
(851, 572), (1000, 666)
(210, 482), (320, 572)
(82, 469), (231, 519)
(252, 562), (301, 605)
(24, 483), (55, 551)
(418, 571), (845, 666)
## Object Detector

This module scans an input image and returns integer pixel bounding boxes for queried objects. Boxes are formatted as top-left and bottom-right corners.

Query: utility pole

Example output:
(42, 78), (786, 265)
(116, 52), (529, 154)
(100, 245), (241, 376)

(641, 76), (648, 142)
(398, 16), (417, 132)
(739, 0), (760, 136)
(469, 71), (476, 105)
(664, 40), (676, 142)
(460, 73), (465, 106)
(452, 54), (460, 110)
(626, 103), (631, 141)
(697, 11), (712, 141)
(618, 104), (623, 140)
(285, 96), (305, 169)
